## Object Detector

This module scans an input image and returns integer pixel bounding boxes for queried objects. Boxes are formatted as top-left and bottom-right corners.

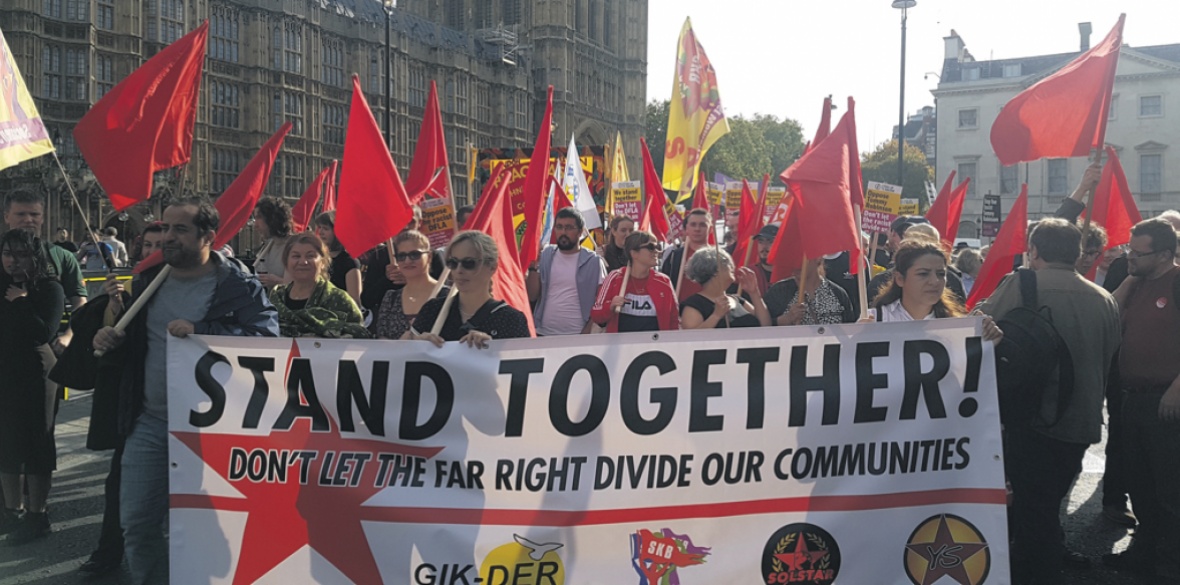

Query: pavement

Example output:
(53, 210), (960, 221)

(0, 393), (1149, 584)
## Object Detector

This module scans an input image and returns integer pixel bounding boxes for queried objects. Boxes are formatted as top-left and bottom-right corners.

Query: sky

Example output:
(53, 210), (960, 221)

(646, 0), (1176, 156)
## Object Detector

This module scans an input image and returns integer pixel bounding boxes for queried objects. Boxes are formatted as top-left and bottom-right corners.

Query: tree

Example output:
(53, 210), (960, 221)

(644, 99), (670, 178)
(860, 139), (935, 210)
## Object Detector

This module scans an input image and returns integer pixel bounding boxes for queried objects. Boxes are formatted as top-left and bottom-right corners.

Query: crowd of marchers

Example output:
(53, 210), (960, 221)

(0, 161), (1177, 584)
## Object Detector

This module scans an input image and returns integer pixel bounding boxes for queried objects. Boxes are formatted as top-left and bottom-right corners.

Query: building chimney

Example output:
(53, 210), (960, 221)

(1079, 22), (1092, 51)
(944, 30), (965, 61)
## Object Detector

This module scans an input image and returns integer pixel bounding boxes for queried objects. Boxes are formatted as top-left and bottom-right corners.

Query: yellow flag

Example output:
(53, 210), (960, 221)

(662, 17), (729, 203)
(0, 29), (54, 171)
(605, 131), (630, 217)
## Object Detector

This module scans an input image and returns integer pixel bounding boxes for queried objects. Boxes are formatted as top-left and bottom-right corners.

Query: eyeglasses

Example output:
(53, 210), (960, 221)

(1082, 249), (1102, 259)
(1127, 249), (1166, 259)
(394, 250), (428, 263)
(446, 257), (483, 270)
(634, 243), (658, 252)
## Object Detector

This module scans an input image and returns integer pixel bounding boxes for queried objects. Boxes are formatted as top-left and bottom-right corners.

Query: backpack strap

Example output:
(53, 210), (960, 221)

(1173, 269), (1180, 310)
(874, 305), (883, 322)
(1018, 268), (1038, 309)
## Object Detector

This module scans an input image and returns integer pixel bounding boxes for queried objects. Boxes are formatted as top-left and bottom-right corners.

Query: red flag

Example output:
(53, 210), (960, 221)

(405, 80), (451, 204)
(463, 165), (536, 337)
(1086, 146), (1142, 248)
(74, 21), (208, 211)
(966, 184), (1029, 309)
(463, 165), (506, 232)
(768, 190), (806, 282)
(547, 175), (574, 245)
(518, 86), (555, 270)
(321, 161), (338, 213)
(213, 123), (291, 250)
(639, 137), (671, 242)
(925, 170), (970, 247)
(812, 97), (832, 152)
(991, 15), (1125, 165)
(779, 105), (861, 269)
(844, 97), (865, 212)
(732, 177), (769, 269)
(292, 163), (332, 232)
(133, 122), (290, 274)
(336, 76), (413, 258)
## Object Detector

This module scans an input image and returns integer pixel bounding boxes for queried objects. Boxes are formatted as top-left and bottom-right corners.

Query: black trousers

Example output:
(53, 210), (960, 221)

(1103, 356), (1130, 508)
(93, 445), (124, 561)
(1123, 391), (1180, 573)
(1005, 426), (1087, 583)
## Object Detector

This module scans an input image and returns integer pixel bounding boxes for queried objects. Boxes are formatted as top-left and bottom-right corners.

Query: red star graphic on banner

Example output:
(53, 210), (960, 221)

(774, 532), (829, 571)
(905, 515), (988, 585)
(174, 418), (442, 584)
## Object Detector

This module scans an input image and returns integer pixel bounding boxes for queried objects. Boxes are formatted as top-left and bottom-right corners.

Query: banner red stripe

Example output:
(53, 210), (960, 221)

(173, 487), (1004, 526)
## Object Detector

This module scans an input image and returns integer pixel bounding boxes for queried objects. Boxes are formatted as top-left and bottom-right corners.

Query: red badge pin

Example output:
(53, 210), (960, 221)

(1158, 297), (1168, 309)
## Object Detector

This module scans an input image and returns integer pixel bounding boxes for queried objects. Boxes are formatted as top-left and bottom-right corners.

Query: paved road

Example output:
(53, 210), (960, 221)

(0, 394), (1147, 584)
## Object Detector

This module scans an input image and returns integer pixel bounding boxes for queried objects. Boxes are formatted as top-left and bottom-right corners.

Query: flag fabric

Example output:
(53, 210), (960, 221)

(812, 97), (833, 150)
(1086, 145), (1142, 249)
(74, 21), (208, 211)
(462, 163), (536, 337)
(518, 86), (554, 270)
(292, 162), (332, 232)
(405, 80), (451, 204)
(990, 15), (1125, 165)
(924, 170), (970, 248)
(779, 104), (861, 270)
(335, 76), (413, 258)
(605, 132), (630, 216)
(662, 17), (729, 202)
(0, 28), (54, 170)
(732, 177), (768, 269)
(689, 171), (718, 245)
(540, 159), (567, 247)
(768, 190), (806, 282)
(639, 137), (671, 242)
(213, 123), (291, 250)
(966, 184), (1028, 309)
(321, 161), (338, 213)
(563, 135), (602, 230)
(844, 97), (865, 212)
(464, 165), (506, 232)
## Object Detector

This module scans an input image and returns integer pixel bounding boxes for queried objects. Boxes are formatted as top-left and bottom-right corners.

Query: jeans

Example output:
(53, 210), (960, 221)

(121, 415), (169, 585)
(1123, 391), (1180, 573)
(1005, 426), (1088, 584)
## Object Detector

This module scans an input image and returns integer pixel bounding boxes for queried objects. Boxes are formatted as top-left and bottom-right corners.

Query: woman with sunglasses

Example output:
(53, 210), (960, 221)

(591, 231), (680, 333)
(0, 230), (65, 543)
(409, 231), (530, 347)
(313, 211), (362, 305)
(268, 233), (370, 338)
(373, 230), (445, 340)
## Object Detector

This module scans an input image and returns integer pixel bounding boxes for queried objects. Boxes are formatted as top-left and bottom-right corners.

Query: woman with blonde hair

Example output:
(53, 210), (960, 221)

(373, 230), (446, 340)
(269, 233), (369, 338)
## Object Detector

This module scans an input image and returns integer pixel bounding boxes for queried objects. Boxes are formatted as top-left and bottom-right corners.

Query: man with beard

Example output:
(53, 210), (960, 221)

(92, 196), (277, 584)
(527, 207), (606, 336)
(661, 208), (713, 302)
(1104, 218), (1180, 582)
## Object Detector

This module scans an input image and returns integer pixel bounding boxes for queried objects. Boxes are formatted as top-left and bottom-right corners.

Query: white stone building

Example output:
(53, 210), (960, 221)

(930, 24), (1180, 237)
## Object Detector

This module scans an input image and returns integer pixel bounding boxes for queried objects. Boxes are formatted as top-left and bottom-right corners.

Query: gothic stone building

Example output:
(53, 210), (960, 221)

(0, 0), (647, 250)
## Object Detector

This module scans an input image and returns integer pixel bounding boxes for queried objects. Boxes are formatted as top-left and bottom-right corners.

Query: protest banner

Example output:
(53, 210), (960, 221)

(862, 181), (903, 234)
(611, 181), (642, 221)
(419, 195), (456, 249)
(168, 320), (1008, 584)
(0, 29), (54, 170)
(899, 198), (920, 216)
(763, 186), (787, 225)
(489, 156), (595, 218)
(724, 181), (744, 211)
(706, 182), (724, 206)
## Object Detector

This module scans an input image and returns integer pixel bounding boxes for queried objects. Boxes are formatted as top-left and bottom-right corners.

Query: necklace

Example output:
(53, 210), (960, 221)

(459, 307), (474, 321)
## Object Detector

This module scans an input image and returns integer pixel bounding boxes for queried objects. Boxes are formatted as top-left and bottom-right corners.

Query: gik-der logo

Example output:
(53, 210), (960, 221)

(761, 523), (840, 585)
(903, 514), (990, 585)
(413, 534), (565, 585)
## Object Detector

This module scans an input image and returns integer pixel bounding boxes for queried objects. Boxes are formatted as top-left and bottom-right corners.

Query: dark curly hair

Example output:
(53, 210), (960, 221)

(255, 197), (294, 239)
(873, 240), (965, 318)
(1, 229), (49, 285)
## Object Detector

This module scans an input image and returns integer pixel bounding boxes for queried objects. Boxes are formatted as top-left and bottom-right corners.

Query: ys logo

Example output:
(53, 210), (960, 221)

(414, 534), (565, 585)
(631, 528), (711, 584)
(760, 523), (840, 584)
(903, 514), (990, 585)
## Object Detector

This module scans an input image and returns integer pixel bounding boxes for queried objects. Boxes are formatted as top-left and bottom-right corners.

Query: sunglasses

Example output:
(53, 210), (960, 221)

(634, 243), (658, 252)
(394, 250), (428, 263)
(1127, 249), (1165, 259)
(446, 257), (483, 270)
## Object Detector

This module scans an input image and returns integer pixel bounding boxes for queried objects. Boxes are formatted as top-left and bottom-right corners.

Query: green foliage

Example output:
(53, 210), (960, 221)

(860, 139), (935, 210)
(643, 99), (806, 185)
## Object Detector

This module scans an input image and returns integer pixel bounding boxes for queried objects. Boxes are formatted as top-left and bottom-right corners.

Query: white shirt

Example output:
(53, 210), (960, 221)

(538, 250), (585, 335)
(878, 299), (936, 322)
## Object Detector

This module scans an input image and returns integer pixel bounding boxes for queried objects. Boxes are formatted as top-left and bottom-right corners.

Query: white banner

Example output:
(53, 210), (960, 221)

(168, 320), (1008, 585)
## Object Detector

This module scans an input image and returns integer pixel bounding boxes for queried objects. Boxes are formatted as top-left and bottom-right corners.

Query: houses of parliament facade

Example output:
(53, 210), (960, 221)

(0, 0), (647, 243)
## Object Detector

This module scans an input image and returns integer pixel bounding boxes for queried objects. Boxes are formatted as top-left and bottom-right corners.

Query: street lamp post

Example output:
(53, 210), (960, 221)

(893, 0), (915, 193)
(384, 1), (397, 152)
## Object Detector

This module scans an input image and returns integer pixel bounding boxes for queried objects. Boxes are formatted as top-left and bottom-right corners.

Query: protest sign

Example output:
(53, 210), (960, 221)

(611, 181), (642, 220)
(982, 194), (1002, 237)
(724, 181), (744, 211)
(763, 187), (787, 225)
(706, 182), (724, 206)
(419, 196), (456, 248)
(899, 198), (920, 216)
(169, 320), (1007, 584)
(862, 181), (903, 233)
